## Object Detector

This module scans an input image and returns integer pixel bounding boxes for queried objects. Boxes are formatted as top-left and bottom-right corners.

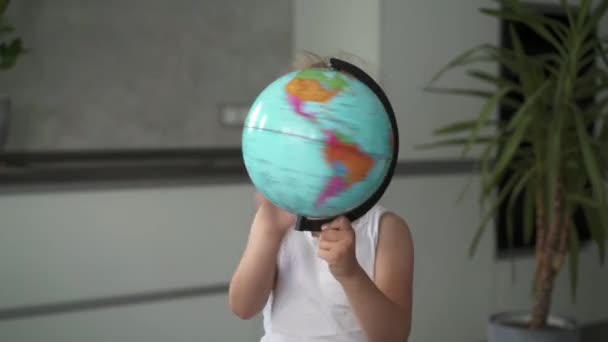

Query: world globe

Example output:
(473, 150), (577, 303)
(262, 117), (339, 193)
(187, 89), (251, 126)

(242, 66), (395, 219)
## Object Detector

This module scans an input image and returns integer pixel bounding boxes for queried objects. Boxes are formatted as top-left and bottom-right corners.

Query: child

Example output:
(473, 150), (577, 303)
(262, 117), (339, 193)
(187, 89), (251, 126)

(228, 53), (414, 342)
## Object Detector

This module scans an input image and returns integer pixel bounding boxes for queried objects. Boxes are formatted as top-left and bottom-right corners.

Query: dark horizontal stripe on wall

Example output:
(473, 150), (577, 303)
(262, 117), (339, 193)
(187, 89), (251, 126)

(393, 158), (477, 176)
(0, 149), (478, 192)
(0, 283), (229, 322)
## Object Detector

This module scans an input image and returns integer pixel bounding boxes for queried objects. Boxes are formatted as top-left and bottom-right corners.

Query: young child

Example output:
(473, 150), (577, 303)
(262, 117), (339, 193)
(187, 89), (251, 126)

(228, 53), (414, 342)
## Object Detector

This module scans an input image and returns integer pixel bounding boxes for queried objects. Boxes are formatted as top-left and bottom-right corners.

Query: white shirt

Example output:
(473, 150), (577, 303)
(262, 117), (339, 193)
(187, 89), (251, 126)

(260, 205), (388, 342)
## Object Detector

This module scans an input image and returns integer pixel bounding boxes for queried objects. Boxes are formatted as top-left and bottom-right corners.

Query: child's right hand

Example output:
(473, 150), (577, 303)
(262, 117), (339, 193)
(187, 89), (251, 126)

(254, 192), (296, 235)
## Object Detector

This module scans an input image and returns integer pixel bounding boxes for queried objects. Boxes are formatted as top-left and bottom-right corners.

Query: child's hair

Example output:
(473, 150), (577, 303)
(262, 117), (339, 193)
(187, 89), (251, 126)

(288, 50), (378, 81)
(290, 51), (330, 70)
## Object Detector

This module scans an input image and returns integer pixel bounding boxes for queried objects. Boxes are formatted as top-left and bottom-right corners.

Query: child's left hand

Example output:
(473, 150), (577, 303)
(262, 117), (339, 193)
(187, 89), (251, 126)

(317, 216), (362, 281)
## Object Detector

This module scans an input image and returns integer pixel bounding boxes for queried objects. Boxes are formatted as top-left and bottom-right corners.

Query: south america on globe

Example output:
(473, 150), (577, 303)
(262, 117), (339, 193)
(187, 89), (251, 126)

(242, 67), (393, 219)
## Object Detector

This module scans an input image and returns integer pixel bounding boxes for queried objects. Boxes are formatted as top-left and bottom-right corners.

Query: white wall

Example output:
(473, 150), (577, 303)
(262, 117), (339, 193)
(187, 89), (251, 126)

(381, 0), (500, 161)
(0, 1), (607, 342)
(0, 175), (491, 342)
(0, 185), (263, 341)
(293, 0), (381, 81)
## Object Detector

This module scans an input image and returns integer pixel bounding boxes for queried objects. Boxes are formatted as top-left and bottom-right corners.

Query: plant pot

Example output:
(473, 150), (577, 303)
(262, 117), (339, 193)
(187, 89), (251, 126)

(487, 311), (580, 342)
(0, 95), (10, 148)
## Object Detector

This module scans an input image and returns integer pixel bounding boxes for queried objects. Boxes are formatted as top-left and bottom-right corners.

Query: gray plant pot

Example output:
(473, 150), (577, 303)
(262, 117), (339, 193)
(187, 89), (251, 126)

(488, 312), (580, 342)
(0, 95), (10, 148)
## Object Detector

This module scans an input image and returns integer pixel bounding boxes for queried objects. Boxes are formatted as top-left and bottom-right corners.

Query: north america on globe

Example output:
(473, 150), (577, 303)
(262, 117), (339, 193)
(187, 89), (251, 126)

(285, 68), (375, 209)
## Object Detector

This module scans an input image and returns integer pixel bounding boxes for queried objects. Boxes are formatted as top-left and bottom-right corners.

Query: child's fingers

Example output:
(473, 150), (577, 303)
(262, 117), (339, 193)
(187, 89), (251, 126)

(320, 229), (342, 242)
(324, 216), (352, 231)
(317, 248), (335, 263)
(318, 239), (333, 251)
(321, 217), (346, 231)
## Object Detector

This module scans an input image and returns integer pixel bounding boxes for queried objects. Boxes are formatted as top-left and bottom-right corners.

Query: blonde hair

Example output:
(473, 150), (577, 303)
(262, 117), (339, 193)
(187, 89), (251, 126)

(290, 51), (330, 70)
(288, 50), (378, 80)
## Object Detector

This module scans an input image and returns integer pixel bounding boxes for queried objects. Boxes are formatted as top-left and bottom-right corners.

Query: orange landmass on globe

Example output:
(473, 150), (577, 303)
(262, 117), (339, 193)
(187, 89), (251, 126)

(324, 141), (374, 184)
(314, 130), (375, 209)
(286, 77), (341, 103)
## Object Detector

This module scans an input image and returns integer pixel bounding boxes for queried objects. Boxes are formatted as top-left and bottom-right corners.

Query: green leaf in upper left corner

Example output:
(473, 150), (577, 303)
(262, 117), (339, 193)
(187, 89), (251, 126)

(0, 0), (9, 15)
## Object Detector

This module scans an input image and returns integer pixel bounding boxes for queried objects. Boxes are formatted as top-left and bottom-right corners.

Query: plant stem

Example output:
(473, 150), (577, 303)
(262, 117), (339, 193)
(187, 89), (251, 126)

(533, 192), (546, 290)
(530, 185), (566, 328)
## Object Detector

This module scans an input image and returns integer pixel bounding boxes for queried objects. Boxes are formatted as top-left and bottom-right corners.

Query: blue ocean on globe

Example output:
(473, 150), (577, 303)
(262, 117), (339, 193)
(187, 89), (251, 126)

(242, 68), (394, 218)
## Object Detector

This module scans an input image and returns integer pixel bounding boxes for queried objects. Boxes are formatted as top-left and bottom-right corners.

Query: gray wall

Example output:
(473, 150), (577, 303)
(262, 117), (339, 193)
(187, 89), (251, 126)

(0, 0), (291, 151)
(0, 185), (261, 341)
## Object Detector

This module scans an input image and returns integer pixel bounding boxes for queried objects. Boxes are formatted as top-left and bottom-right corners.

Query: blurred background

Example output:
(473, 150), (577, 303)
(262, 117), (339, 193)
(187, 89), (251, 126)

(0, 0), (606, 341)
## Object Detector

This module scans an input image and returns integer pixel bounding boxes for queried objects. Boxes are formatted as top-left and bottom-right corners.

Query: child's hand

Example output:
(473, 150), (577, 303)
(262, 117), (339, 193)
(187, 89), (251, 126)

(253, 192), (296, 235)
(317, 216), (363, 281)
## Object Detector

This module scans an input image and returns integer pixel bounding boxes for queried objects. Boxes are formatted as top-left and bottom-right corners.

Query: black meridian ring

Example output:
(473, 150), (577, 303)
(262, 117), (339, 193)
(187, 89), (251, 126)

(295, 58), (400, 231)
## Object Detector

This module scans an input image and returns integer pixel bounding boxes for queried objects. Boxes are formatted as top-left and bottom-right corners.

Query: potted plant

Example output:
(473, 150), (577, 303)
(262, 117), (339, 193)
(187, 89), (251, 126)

(0, 0), (24, 147)
(420, 0), (607, 341)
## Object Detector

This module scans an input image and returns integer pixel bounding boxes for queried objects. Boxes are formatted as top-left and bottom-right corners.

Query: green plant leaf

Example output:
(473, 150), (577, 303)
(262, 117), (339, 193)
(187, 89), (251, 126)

(424, 86), (523, 110)
(490, 48), (540, 75)
(573, 69), (608, 100)
(583, 207), (606, 263)
(559, 0), (574, 23)
(467, 69), (521, 90)
(506, 166), (537, 250)
(574, 109), (608, 244)
(566, 193), (600, 208)
(597, 43), (608, 68)
(455, 133), (501, 206)
(577, 35), (601, 63)
(481, 7), (567, 57)
(466, 69), (499, 83)
(428, 44), (495, 84)
(482, 116), (532, 196)
(576, 0), (591, 30)
(509, 24), (532, 91)
(428, 42), (539, 86)
(565, 186), (606, 266)
(583, 93), (608, 120)
(0, 0), (9, 15)
(422, 0), (608, 282)
(469, 166), (522, 257)
(533, 53), (562, 78)
(415, 136), (496, 150)
(464, 86), (512, 157)
(0, 23), (13, 34)
(0, 37), (24, 69)
(431, 118), (498, 135)
(508, 82), (549, 131)
(581, 0), (608, 42)
(424, 87), (494, 99)
(475, 138), (499, 205)
(482, 82), (548, 196)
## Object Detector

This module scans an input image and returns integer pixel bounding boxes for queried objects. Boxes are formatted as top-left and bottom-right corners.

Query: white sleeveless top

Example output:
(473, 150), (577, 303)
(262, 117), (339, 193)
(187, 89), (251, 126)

(260, 205), (388, 342)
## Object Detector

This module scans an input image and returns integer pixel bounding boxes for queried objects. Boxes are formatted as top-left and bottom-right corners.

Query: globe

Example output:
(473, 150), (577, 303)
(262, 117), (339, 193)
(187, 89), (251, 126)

(242, 67), (394, 219)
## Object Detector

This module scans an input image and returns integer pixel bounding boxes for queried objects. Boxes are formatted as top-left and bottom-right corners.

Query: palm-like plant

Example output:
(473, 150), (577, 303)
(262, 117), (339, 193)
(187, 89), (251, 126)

(421, 0), (608, 329)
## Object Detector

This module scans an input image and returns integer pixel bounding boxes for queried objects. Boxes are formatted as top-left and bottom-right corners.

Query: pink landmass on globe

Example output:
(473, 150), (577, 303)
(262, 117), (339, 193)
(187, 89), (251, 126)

(287, 94), (317, 120)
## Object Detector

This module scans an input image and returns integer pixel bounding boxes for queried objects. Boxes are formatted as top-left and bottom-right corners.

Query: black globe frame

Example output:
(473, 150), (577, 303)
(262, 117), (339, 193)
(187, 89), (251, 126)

(295, 57), (400, 231)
